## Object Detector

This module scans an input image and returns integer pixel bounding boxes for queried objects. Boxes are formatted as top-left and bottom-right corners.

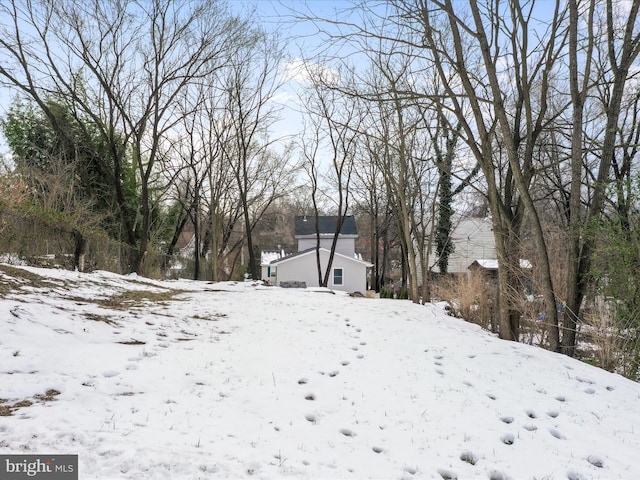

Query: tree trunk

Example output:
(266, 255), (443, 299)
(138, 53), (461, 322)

(73, 229), (87, 272)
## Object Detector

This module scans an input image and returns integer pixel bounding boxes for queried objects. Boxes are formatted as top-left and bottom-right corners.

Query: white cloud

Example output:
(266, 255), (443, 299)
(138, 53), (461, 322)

(282, 58), (339, 85)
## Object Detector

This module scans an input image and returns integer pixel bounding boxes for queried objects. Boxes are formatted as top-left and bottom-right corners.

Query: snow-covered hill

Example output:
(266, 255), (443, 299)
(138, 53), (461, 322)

(1, 265), (638, 479)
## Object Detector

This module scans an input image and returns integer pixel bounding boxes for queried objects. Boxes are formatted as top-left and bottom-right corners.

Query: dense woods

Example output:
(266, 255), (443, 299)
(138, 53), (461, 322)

(1, 0), (639, 379)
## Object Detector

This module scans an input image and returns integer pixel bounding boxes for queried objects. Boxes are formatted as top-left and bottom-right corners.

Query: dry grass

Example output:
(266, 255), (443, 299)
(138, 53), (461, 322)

(437, 272), (495, 331)
(578, 299), (640, 379)
(84, 312), (118, 325)
(34, 389), (61, 402)
(117, 339), (146, 345)
(0, 265), (51, 296)
(95, 289), (187, 310)
(0, 389), (61, 416)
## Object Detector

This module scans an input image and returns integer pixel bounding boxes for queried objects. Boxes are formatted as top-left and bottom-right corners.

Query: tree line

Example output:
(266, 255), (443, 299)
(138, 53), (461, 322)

(1, 0), (639, 375)
(293, 0), (640, 373)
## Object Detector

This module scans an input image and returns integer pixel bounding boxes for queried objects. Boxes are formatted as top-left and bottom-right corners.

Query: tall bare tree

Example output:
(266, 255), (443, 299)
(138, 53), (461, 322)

(298, 62), (361, 287)
(221, 26), (293, 280)
(382, 0), (567, 342)
(0, 0), (245, 273)
(561, 0), (640, 355)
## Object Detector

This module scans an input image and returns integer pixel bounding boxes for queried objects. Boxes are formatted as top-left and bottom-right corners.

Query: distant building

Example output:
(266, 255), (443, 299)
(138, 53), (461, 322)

(262, 215), (371, 293)
(435, 217), (496, 274)
(429, 216), (531, 276)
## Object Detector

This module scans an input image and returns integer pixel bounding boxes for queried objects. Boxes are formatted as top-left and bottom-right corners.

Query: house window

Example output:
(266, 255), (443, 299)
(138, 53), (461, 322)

(267, 266), (276, 277)
(333, 268), (343, 286)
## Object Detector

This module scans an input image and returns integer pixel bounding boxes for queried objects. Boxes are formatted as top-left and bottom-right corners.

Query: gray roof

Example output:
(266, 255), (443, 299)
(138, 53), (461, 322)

(294, 215), (357, 236)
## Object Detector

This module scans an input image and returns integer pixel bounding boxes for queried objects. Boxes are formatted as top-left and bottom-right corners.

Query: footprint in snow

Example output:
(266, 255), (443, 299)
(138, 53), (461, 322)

(305, 413), (318, 424)
(549, 428), (566, 440)
(341, 360), (350, 366)
(304, 393), (316, 401)
(403, 466), (417, 475)
(567, 471), (587, 480)
(500, 433), (515, 445)
(372, 446), (384, 454)
(437, 468), (457, 480)
(586, 454), (604, 468)
(459, 451), (478, 465)
(489, 471), (510, 480)
(339, 428), (355, 437)
(328, 370), (339, 377)
(500, 416), (514, 424)
(576, 376), (595, 385)
(298, 377), (309, 385)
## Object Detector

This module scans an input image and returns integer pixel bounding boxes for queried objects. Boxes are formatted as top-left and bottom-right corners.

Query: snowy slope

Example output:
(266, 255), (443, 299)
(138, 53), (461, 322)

(0, 265), (638, 480)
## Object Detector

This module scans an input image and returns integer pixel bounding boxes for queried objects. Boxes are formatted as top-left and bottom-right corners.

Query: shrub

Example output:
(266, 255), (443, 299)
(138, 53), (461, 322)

(437, 272), (494, 331)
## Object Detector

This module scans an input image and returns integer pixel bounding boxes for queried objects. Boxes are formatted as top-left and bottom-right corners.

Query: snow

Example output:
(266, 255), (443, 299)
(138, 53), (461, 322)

(1, 265), (639, 480)
(260, 250), (284, 266)
(471, 259), (532, 270)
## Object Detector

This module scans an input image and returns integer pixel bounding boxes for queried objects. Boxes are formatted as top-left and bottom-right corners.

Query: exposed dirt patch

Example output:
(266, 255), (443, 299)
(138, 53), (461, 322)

(84, 312), (118, 325)
(34, 389), (61, 402)
(1, 389), (61, 416)
(96, 289), (188, 310)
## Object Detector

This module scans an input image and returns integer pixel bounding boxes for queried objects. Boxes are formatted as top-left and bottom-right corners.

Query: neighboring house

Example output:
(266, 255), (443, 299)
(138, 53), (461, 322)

(264, 215), (372, 293)
(260, 249), (285, 282)
(430, 217), (531, 281)
(433, 217), (497, 274)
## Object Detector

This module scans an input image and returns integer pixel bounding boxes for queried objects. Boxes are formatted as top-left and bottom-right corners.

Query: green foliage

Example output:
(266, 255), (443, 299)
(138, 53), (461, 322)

(434, 122), (463, 274)
(0, 97), (139, 240)
(379, 287), (409, 300)
(588, 179), (640, 380)
(380, 287), (394, 299)
(1, 100), (56, 171)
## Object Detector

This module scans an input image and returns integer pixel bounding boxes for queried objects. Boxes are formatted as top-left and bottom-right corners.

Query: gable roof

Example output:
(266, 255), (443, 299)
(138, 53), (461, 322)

(294, 215), (357, 236)
(270, 247), (372, 267)
(451, 217), (493, 241)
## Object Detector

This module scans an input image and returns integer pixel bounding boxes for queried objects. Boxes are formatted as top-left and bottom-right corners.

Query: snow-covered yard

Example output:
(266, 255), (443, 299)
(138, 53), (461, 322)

(1, 265), (638, 479)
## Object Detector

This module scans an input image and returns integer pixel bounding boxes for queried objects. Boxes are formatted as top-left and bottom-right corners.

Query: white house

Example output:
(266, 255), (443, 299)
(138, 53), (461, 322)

(263, 215), (372, 293)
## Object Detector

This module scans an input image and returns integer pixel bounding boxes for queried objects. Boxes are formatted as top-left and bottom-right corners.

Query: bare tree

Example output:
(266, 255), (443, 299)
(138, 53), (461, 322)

(379, 0), (567, 342)
(0, 0), (245, 274)
(221, 26), (293, 280)
(561, 0), (640, 355)
(298, 61), (361, 287)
